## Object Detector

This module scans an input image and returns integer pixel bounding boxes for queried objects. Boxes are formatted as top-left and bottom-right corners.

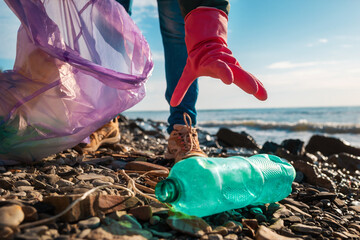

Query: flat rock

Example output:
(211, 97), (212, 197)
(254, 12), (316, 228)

(0, 204), (24, 227)
(280, 198), (310, 209)
(255, 225), (302, 240)
(292, 160), (336, 190)
(92, 179), (112, 187)
(290, 223), (322, 235)
(56, 179), (75, 187)
(101, 216), (152, 239)
(284, 204), (312, 218)
(124, 161), (169, 173)
(43, 194), (140, 222)
(77, 173), (114, 183)
(167, 212), (212, 237)
(86, 227), (148, 240)
(128, 205), (152, 222)
(349, 205), (360, 213)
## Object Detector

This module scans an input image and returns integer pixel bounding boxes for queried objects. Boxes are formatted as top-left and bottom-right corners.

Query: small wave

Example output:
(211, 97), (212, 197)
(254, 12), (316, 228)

(198, 120), (360, 134)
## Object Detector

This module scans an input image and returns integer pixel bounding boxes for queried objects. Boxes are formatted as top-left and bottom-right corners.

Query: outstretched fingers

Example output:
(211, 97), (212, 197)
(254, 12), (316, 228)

(246, 72), (267, 100)
(229, 64), (259, 95)
(206, 59), (234, 85)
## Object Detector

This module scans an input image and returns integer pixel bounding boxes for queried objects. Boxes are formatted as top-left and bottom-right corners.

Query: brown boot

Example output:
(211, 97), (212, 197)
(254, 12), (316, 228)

(165, 113), (207, 163)
(80, 118), (120, 152)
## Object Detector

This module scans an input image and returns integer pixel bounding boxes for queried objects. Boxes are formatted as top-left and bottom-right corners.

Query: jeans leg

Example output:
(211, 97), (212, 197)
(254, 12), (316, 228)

(157, 0), (198, 134)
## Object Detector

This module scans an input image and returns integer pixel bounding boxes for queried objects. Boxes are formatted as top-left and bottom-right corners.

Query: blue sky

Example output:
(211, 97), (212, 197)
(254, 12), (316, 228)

(1, 0), (360, 111)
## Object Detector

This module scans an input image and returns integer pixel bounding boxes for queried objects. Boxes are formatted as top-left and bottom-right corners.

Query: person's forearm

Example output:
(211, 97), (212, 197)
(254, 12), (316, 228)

(177, 0), (229, 17)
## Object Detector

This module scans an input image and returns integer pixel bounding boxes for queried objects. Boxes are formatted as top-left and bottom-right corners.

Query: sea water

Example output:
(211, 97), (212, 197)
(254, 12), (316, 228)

(123, 106), (360, 147)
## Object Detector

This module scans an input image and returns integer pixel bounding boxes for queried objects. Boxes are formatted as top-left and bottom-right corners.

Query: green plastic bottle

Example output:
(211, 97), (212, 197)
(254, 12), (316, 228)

(155, 154), (296, 217)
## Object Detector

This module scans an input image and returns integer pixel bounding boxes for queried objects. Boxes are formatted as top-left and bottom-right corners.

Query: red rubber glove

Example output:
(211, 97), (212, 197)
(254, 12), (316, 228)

(170, 7), (267, 107)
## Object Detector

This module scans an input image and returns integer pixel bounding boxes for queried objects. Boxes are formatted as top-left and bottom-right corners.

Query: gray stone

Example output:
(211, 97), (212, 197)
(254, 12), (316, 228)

(17, 186), (34, 192)
(77, 173), (114, 183)
(77, 229), (91, 239)
(78, 216), (101, 229)
(56, 179), (74, 187)
(92, 179), (112, 187)
(149, 215), (161, 225)
(24, 225), (49, 235)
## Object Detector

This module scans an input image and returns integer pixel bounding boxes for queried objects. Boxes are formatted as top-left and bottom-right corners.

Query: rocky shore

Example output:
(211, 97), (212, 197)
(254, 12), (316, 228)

(0, 115), (359, 240)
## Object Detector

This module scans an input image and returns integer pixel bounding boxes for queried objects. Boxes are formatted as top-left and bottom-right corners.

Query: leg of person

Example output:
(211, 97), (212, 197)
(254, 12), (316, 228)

(157, 0), (207, 162)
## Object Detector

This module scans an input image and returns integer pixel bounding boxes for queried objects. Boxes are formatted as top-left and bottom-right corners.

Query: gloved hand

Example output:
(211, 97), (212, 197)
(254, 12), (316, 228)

(170, 7), (267, 107)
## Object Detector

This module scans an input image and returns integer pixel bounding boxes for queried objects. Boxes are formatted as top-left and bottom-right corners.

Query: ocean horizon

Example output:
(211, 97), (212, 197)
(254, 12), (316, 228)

(123, 106), (360, 147)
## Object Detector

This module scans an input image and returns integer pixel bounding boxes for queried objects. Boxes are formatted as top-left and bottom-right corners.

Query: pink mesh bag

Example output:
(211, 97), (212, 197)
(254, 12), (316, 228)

(0, 0), (153, 164)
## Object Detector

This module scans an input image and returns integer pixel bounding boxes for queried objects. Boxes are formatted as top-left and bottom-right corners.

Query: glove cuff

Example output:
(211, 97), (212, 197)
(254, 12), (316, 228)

(184, 7), (229, 53)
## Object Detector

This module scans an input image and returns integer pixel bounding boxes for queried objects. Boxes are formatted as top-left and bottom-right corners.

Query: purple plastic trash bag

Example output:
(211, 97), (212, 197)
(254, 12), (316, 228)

(0, 0), (153, 165)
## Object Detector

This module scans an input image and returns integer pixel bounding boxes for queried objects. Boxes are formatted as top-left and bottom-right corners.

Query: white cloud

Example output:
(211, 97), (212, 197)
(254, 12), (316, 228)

(267, 61), (337, 69)
(307, 38), (329, 47)
(318, 38), (328, 43)
(131, 1), (158, 26)
(133, 0), (157, 7)
(261, 60), (360, 89)
(151, 51), (164, 62)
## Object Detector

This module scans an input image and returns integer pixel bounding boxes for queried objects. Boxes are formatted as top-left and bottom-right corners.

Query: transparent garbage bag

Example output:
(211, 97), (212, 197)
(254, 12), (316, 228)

(0, 0), (153, 165)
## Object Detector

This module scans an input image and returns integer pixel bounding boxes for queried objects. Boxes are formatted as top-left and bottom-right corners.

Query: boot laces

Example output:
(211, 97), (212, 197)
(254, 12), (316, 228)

(179, 112), (197, 154)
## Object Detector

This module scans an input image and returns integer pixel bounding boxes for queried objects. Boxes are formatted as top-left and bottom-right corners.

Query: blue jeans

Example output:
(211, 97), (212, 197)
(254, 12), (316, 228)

(117, 0), (199, 133)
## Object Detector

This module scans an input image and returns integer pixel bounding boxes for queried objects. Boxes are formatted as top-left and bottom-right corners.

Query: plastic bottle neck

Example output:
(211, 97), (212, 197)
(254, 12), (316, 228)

(155, 177), (180, 203)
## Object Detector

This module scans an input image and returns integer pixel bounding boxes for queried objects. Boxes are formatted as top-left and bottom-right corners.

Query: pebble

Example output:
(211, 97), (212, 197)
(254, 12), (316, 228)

(269, 219), (284, 231)
(290, 223), (322, 235)
(77, 228), (91, 239)
(77, 173), (114, 183)
(0, 204), (25, 227)
(14, 180), (32, 187)
(0, 226), (14, 239)
(24, 225), (49, 235)
(129, 205), (152, 222)
(149, 215), (161, 225)
(201, 233), (223, 240)
(22, 205), (38, 222)
(213, 226), (228, 236)
(56, 179), (74, 187)
(166, 212), (212, 237)
(224, 234), (238, 240)
(0, 179), (14, 190)
(91, 179), (112, 187)
(17, 186), (35, 192)
(78, 216), (101, 229)
(283, 215), (302, 224)
(255, 225), (302, 240)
